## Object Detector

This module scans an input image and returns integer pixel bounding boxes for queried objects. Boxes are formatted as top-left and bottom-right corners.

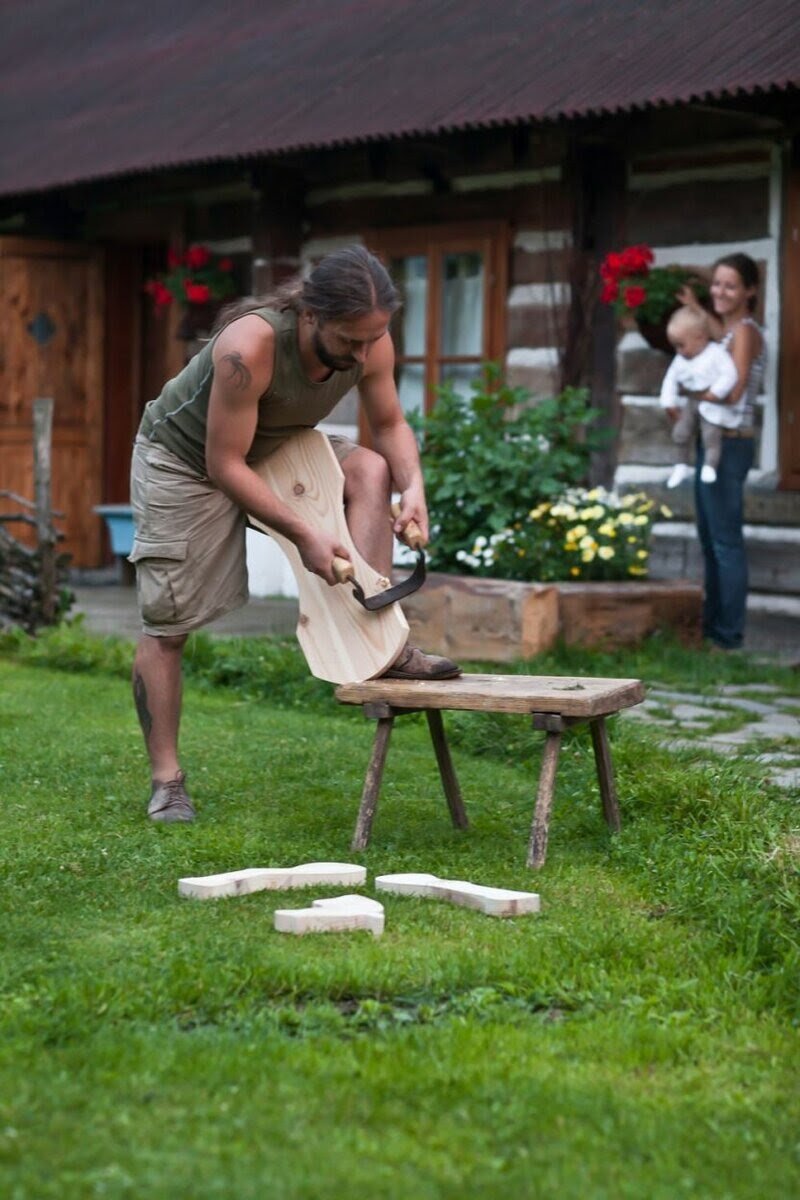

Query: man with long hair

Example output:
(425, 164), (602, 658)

(130, 245), (459, 822)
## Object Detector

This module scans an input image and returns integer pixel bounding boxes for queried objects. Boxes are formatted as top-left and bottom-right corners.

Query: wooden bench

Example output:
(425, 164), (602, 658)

(335, 674), (645, 868)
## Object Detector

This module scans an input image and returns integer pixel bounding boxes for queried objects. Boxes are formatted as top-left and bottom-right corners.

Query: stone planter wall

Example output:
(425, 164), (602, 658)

(401, 572), (702, 662)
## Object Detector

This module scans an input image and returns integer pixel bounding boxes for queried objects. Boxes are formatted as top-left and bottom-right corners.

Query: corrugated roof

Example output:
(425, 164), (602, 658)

(1, 0), (798, 197)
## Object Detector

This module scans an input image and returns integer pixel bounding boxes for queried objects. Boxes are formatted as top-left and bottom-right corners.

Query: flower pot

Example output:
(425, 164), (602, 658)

(175, 301), (221, 341)
(635, 313), (676, 355)
(400, 571), (702, 660)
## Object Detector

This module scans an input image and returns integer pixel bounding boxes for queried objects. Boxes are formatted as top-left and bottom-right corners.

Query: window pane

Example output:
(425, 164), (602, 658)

(440, 252), (484, 356)
(389, 255), (427, 357)
(440, 362), (482, 403)
(396, 362), (426, 415)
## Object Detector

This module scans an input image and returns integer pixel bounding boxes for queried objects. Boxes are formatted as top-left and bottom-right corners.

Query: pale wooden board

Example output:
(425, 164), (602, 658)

(250, 429), (408, 684)
(375, 873), (540, 917)
(336, 674), (646, 717)
(178, 861), (367, 900)
(274, 894), (385, 937)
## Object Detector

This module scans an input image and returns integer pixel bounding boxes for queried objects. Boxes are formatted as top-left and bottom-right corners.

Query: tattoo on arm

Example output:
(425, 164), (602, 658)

(133, 671), (153, 744)
(221, 351), (252, 391)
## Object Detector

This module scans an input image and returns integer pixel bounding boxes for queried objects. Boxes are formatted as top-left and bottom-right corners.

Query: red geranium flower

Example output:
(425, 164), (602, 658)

(600, 252), (624, 282)
(623, 285), (647, 309)
(166, 247), (184, 269)
(600, 280), (619, 304)
(144, 280), (173, 307)
(619, 244), (654, 276)
(217, 257), (233, 272)
(184, 281), (212, 304)
(185, 244), (212, 270)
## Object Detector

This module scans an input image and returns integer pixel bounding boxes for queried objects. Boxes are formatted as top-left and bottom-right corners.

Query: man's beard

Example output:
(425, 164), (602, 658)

(312, 328), (355, 373)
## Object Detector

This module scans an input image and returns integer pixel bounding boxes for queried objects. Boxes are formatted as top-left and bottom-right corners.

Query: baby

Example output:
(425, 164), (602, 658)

(659, 306), (739, 488)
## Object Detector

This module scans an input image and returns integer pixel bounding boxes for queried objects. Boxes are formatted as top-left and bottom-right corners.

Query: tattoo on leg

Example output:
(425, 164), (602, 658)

(221, 351), (252, 391)
(133, 671), (153, 743)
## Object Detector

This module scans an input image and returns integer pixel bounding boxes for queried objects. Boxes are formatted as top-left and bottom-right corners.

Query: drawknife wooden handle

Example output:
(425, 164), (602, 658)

(332, 556), (355, 584)
(390, 503), (425, 550)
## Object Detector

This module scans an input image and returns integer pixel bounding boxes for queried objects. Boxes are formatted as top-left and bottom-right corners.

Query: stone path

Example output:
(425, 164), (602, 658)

(620, 683), (800, 790)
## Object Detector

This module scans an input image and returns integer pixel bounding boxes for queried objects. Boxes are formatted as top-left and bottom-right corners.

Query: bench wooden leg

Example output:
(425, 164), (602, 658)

(589, 716), (621, 832)
(527, 730), (562, 868)
(425, 709), (469, 830)
(351, 715), (394, 851)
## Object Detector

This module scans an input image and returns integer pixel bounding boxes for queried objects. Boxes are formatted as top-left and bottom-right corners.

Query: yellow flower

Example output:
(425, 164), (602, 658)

(633, 514), (648, 526)
(581, 548), (596, 562)
(627, 536), (638, 544)
(660, 504), (673, 518)
(517, 549), (526, 556)
(636, 549), (648, 559)
(567, 524), (587, 540)
(598, 546), (615, 560)
(564, 541), (578, 552)
(570, 566), (581, 577)
(579, 535), (597, 550)
(628, 565), (647, 576)
(598, 522), (616, 537)
(529, 504), (549, 519)
(617, 512), (635, 526)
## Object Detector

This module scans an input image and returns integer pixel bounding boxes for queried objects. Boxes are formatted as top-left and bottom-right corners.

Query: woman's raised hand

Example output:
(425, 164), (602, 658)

(676, 282), (700, 308)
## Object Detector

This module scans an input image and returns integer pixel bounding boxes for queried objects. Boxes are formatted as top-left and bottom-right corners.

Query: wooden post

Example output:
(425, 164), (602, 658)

(32, 398), (56, 624)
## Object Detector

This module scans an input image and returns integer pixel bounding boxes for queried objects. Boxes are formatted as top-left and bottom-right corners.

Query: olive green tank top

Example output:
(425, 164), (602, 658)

(138, 308), (362, 477)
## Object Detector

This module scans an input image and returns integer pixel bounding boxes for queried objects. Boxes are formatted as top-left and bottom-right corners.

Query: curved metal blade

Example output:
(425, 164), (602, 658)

(358, 549), (426, 611)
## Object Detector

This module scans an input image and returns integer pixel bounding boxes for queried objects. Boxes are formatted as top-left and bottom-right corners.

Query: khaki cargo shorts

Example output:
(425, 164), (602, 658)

(129, 433), (358, 637)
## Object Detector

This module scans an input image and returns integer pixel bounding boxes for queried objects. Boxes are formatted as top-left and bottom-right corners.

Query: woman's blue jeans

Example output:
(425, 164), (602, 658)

(695, 436), (754, 648)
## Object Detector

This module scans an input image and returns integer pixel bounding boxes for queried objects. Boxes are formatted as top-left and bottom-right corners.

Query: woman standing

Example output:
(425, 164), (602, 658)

(679, 254), (765, 650)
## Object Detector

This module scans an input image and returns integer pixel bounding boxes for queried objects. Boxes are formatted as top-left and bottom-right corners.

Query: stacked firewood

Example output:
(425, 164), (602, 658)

(0, 491), (73, 634)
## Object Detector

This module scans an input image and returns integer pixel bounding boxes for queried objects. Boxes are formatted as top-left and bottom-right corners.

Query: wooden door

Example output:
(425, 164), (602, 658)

(0, 237), (104, 565)
(779, 141), (800, 490)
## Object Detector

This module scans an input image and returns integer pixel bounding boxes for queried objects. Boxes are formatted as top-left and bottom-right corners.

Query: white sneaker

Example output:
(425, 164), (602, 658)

(700, 464), (717, 484)
(666, 464), (692, 489)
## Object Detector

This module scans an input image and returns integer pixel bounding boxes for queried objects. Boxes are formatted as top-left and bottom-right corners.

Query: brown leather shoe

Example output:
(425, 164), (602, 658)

(382, 644), (462, 680)
(148, 770), (196, 823)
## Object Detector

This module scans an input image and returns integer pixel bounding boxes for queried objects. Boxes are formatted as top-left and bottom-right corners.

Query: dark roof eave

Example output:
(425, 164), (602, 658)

(0, 81), (794, 204)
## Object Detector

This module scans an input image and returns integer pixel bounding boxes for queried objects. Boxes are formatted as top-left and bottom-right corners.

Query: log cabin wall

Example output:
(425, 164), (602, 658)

(271, 128), (573, 430)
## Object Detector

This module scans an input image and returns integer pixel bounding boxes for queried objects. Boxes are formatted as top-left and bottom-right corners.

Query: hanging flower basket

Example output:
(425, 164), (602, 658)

(634, 315), (676, 355)
(144, 244), (237, 339)
(598, 245), (710, 354)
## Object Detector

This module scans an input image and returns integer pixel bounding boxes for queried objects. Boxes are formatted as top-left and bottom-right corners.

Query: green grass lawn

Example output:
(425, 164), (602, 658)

(1, 629), (798, 1199)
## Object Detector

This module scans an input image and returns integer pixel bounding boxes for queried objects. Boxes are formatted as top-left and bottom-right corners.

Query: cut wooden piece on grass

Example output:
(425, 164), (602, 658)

(274, 894), (385, 937)
(178, 861), (367, 900)
(375, 873), (541, 918)
(249, 429), (409, 683)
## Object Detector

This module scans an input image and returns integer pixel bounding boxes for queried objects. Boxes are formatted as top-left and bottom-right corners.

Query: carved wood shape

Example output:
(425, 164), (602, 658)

(249, 430), (408, 683)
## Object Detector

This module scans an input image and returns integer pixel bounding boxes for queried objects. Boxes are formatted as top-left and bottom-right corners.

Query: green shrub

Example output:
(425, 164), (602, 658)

(408, 365), (607, 573)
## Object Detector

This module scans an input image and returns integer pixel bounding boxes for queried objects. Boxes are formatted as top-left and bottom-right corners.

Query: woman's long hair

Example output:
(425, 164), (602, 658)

(213, 244), (401, 332)
(714, 252), (760, 313)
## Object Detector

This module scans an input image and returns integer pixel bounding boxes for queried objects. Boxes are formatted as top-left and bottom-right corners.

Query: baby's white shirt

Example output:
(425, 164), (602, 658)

(659, 342), (741, 429)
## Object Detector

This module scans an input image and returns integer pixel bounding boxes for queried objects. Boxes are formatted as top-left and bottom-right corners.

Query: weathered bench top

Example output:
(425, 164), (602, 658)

(335, 674), (645, 717)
